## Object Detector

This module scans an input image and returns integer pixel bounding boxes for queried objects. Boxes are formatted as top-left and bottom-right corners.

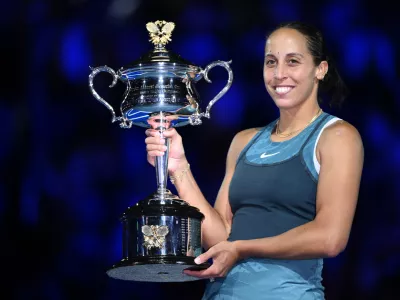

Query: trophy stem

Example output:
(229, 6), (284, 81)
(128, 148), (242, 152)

(148, 112), (173, 202)
(155, 136), (170, 197)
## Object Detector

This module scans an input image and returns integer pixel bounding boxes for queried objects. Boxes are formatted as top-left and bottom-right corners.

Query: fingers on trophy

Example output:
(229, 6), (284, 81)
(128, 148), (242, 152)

(88, 20), (233, 282)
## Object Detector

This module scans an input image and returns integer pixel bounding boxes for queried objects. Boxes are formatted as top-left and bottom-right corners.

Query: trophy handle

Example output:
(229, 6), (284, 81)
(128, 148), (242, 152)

(189, 60), (233, 125)
(89, 66), (132, 128)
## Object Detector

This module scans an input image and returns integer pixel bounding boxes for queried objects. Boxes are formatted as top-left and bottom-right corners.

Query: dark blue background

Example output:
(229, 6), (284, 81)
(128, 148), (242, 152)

(3, 0), (399, 299)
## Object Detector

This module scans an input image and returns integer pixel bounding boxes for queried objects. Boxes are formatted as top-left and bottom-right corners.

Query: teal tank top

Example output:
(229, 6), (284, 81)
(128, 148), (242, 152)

(203, 112), (340, 300)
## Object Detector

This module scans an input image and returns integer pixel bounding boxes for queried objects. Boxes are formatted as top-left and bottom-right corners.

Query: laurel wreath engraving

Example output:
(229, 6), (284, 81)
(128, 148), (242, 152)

(142, 225), (169, 250)
(146, 20), (175, 46)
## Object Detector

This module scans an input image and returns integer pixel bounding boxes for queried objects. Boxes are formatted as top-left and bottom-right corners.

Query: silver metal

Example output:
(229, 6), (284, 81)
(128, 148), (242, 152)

(89, 20), (230, 282)
(189, 60), (233, 125)
(144, 189), (186, 206)
(106, 204), (208, 282)
(88, 61), (233, 128)
(127, 216), (202, 257)
(147, 112), (187, 205)
(88, 66), (133, 128)
(153, 113), (170, 200)
(154, 137), (169, 196)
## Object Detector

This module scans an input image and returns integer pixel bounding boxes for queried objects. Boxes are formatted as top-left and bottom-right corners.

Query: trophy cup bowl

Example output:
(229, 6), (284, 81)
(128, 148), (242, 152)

(88, 20), (233, 282)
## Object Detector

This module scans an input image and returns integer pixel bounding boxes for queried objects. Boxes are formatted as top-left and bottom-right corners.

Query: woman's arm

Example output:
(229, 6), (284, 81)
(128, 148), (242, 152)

(234, 121), (364, 259)
(187, 121), (364, 279)
(172, 128), (260, 249)
(146, 127), (259, 250)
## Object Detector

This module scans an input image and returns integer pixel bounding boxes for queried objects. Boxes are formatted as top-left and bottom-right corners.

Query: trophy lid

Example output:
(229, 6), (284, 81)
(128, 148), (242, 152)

(119, 21), (201, 80)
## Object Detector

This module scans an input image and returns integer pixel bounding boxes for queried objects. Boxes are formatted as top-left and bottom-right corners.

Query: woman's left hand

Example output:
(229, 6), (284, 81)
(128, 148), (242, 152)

(183, 241), (240, 279)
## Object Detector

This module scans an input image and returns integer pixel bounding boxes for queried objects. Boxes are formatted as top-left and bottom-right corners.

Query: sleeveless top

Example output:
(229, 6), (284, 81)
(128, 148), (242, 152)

(202, 112), (341, 300)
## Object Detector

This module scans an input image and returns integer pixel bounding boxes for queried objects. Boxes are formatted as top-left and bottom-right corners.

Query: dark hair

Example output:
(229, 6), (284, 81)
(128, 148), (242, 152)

(270, 21), (349, 107)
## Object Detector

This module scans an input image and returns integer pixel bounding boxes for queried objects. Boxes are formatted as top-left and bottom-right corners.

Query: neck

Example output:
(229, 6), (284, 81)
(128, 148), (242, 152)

(277, 102), (321, 133)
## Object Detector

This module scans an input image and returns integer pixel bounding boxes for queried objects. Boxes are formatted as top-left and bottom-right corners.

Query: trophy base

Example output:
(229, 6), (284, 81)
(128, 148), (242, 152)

(106, 256), (210, 282)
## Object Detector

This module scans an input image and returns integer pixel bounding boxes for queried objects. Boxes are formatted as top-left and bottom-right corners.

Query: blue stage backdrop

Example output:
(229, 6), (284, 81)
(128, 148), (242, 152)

(3, 0), (399, 299)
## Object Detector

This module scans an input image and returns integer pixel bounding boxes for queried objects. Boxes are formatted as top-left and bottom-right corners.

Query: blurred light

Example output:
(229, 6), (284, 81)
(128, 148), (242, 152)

(43, 167), (63, 199)
(20, 80), (49, 226)
(358, 263), (378, 292)
(239, 29), (266, 58)
(114, 28), (146, 65)
(20, 171), (39, 225)
(174, 34), (224, 66)
(120, 130), (147, 174)
(342, 31), (371, 80)
(27, 0), (48, 25)
(373, 32), (396, 84)
(111, 224), (123, 262)
(31, 27), (56, 68)
(65, 152), (105, 224)
(392, 141), (400, 167)
(212, 82), (244, 128)
(261, 0), (300, 25)
(108, 0), (141, 20)
(322, 3), (356, 37)
(69, 189), (103, 225)
(179, 4), (220, 31)
(364, 112), (390, 145)
(72, 232), (102, 258)
(61, 23), (92, 83)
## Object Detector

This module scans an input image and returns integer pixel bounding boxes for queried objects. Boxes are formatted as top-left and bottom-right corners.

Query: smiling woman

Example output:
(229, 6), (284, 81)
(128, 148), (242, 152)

(145, 21), (364, 300)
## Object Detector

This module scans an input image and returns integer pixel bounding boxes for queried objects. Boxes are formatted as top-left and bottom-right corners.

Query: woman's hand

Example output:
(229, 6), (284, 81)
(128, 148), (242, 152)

(183, 241), (240, 279)
(145, 127), (187, 173)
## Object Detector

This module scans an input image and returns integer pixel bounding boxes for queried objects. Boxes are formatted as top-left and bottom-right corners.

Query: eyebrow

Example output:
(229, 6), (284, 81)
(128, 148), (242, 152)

(265, 52), (304, 58)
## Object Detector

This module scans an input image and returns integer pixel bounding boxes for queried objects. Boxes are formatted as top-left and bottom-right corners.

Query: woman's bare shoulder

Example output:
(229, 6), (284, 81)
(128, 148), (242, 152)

(229, 127), (263, 154)
(320, 120), (362, 145)
(234, 127), (263, 144)
(318, 120), (364, 158)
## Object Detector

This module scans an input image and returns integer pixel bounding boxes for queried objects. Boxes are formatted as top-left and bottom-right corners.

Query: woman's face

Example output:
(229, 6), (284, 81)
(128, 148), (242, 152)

(263, 28), (322, 109)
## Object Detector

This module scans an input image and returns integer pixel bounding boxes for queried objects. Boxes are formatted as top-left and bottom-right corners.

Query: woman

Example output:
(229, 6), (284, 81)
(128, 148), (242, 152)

(145, 21), (364, 299)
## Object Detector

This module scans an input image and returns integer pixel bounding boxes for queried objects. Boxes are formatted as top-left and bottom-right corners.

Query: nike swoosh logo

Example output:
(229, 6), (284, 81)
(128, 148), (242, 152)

(260, 152), (280, 158)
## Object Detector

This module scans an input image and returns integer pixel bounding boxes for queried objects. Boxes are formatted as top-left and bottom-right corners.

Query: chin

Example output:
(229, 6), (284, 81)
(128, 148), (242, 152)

(273, 97), (299, 109)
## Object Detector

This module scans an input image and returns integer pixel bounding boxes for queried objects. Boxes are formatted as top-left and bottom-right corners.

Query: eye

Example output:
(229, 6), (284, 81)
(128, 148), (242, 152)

(265, 59), (276, 67)
(287, 59), (300, 65)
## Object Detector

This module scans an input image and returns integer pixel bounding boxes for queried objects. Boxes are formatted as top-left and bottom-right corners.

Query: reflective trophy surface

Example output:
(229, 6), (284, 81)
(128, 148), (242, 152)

(88, 20), (233, 282)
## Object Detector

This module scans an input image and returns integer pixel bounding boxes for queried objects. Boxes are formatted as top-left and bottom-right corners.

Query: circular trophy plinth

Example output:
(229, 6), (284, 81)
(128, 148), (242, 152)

(107, 256), (210, 282)
(107, 192), (209, 282)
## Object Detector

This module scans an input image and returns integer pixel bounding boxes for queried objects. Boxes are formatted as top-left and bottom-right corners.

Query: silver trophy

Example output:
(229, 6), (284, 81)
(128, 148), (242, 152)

(89, 20), (233, 282)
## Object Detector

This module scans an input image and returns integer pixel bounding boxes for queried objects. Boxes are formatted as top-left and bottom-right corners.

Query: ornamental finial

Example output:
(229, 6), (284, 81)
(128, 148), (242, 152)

(146, 20), (175, 47)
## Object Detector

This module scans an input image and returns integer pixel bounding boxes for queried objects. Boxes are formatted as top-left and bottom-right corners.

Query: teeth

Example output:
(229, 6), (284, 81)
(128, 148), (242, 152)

(275, 86), (292, 94)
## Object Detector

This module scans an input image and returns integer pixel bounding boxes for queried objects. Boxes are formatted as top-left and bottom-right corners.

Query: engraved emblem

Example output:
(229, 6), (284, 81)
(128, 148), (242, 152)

(142, 225), (169, 249)
(146, 20), (175, 47)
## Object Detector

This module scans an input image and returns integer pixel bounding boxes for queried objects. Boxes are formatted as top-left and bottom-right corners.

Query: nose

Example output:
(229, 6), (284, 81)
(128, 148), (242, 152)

(274, 63), (287, 79)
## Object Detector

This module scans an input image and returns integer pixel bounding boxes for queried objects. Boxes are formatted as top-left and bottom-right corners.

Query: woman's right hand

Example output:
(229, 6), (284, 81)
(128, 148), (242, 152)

(145, 128), (188, 174)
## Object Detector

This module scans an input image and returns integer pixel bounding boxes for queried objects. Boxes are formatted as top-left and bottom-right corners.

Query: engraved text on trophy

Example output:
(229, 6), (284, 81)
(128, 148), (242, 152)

(130, 79), (183, 104)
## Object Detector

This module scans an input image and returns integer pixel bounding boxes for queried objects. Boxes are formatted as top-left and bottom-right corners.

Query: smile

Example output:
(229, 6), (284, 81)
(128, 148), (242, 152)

(274, 86), (294, 95)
